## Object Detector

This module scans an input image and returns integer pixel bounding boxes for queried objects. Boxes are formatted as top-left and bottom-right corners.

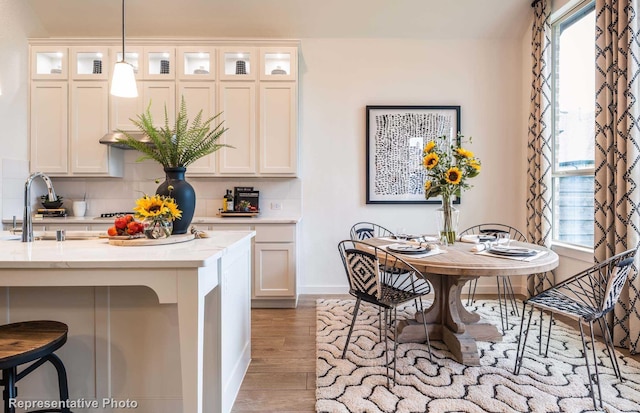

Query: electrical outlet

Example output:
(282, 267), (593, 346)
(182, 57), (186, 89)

(270, 202), (283, 210)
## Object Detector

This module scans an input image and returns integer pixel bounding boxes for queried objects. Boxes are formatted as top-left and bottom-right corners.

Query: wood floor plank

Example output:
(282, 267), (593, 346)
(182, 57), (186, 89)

(231, 390), (315, 412)
(240, 372), (308, 390)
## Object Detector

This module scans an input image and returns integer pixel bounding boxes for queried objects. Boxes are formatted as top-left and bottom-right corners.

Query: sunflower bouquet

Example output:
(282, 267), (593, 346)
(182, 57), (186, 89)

(133, 194), (183, 239)
(422, 133), (481, 243)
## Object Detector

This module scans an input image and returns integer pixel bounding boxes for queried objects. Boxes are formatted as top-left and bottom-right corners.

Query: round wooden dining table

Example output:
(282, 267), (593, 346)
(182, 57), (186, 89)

(366, 238), (559, 366)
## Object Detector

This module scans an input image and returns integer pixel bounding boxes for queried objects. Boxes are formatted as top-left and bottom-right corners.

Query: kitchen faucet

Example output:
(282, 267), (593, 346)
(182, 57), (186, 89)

(22, 172), (57, 242)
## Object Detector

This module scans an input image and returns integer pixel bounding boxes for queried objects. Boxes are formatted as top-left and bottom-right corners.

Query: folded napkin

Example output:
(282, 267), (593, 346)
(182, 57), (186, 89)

(460, 234), (482, 244)
(471, 242), (491, 252)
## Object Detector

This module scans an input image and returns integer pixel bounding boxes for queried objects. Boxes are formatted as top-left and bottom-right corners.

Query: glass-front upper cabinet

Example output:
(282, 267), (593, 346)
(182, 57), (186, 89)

(260, 47), (297, 81)
(71, 46), (110, 80)
(218, 47), (257, 81)
(178, 47), (216, 80)
(145, 47), (176, 80)
(31, 46), (68, 80)
(112, 45), (143, 80)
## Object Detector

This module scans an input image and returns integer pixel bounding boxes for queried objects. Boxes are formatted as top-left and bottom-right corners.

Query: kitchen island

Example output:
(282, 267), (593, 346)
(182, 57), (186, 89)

(0, 230), (254, 413)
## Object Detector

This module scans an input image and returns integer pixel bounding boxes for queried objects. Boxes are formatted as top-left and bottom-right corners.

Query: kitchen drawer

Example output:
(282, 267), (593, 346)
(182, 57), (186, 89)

(254, 224), (295, 243)
(212, 224), (252, 232)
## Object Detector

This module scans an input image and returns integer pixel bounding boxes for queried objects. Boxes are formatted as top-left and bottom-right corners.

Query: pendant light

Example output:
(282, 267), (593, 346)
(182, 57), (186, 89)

(110, 0), (137, 97)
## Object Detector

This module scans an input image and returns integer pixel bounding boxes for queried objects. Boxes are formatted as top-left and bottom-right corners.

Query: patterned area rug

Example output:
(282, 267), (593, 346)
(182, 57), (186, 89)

(316, 299), (640, 413)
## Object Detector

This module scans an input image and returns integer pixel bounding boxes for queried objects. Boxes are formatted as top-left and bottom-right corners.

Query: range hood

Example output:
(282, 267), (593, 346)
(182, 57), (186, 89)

(99, 132), (152, 149)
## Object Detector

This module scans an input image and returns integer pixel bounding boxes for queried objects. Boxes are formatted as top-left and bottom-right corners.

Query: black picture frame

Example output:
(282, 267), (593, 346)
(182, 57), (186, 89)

(366, 105), (461, 204)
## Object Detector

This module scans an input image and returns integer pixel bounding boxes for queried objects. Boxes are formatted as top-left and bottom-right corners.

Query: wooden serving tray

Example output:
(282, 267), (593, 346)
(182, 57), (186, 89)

(108, 233), (195, 246)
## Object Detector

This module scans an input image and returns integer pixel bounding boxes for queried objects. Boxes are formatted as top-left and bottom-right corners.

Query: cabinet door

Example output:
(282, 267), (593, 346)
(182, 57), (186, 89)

(260, 47), (297, 81)
(259, 83), (297, 175)
(178, 47), (216, 80)
(110, 93), (144, 132)
(253, 242), (295, 297)
(30, 82), (68, 174)
(70, 81), (121, 175)
(71, 46), (109, 80)
(143, 81), (176, 127)
(144, 46), (176, 80)
(178, 82), (218, 175)
(218, 82), (256, 174)
(218, 47), (257, 81)
(31, 46), (68, 80)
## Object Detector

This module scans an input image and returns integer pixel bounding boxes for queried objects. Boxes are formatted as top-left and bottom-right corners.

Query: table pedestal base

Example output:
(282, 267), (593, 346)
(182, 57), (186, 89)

(396, 273), (502, 365)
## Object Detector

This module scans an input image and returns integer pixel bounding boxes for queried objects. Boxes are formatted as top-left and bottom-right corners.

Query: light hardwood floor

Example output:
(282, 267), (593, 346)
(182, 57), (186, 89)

(231, 294), (640, 412)
(231, 295), (324, 413)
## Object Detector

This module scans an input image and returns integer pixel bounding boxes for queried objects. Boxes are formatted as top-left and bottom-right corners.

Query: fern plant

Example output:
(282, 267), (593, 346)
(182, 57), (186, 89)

(117, 96), (230, 168)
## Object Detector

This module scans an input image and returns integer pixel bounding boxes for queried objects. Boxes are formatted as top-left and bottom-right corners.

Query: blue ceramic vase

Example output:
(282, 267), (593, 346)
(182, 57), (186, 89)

(156, 167), (195, 235)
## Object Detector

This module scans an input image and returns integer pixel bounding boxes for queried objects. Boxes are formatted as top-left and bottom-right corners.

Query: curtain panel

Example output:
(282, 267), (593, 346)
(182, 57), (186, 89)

(594, 0), (640, 353)
(527, 0), (554, 296)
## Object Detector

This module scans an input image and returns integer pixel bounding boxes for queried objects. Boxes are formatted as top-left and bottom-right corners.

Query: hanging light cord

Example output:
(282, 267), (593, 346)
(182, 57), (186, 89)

(121, 0), (126, 62)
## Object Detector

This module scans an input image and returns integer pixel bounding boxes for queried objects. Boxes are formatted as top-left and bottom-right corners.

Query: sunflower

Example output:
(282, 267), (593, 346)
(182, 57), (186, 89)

(468, 159), (481, 171)
(423, 141), (436, 154)
(456, 148), (474, 158)
(424, 180), (432, 191)
(423, 152), (439, 169)
(444, 167), (462, 185)
(134, 194), (182, 221)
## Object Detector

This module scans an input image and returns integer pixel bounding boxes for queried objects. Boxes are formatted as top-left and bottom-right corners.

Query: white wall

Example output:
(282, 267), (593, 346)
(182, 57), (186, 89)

(0, 1), (46, 219)
(298, 38), (527, 293)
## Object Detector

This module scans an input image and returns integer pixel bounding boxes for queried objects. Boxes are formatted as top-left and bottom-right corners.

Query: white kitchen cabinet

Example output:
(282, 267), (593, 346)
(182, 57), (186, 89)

(110, 81), (176, 131)
(260, 47), (297, 81)
(31, 46), (68, 80)
(254, 243), (295, 297)
(209, 222), (298, 307)
(178, 81), (218, 175)
(70, 81), (123, 176)
(70, 46), (109, 80)
(252, 224), (297, 307)
(30, 81), (68, 174)
(218, 82), (257, 175)
(30, 80), (123, 177)
(30, 39), (299, 178)
(259, 82), (298, 174)
(218, 47), (257, 81)
(144, 46), (176, 80)
(111, 45), (176, 80)
(178, 46), (216, 80)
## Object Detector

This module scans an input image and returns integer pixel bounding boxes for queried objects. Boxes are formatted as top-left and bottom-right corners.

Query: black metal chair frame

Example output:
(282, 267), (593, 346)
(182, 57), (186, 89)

(349, 222), (395, 241)
(460, 223), (528, 333)
(338, 239), (433, 387)
(513, 248), (637, 410)
(0, 321), (72, 413)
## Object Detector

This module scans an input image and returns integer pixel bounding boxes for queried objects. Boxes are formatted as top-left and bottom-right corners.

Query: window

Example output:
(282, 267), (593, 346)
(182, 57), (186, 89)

(551, 1), (595, 248)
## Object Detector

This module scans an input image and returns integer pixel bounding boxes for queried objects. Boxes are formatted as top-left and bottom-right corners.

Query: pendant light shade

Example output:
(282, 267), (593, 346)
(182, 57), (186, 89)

(111, 62), (137, 97)
(110, 0), (137, 98)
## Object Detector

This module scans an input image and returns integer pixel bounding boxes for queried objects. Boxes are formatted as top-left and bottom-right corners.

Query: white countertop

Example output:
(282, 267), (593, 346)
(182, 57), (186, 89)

(0, 230), (255, 269)
(3, 215), (301, 225)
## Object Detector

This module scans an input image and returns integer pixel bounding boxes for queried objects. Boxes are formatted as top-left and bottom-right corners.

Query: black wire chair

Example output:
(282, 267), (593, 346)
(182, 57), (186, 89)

(338, 239), (433, 387)
(349, 222), (395, 241)
(513, 248), (637, 410)
(460, 223), (527, 333)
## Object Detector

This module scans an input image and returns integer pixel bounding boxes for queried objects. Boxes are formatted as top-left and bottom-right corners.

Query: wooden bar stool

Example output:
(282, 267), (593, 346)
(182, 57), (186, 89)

(0, 321), (71, 413)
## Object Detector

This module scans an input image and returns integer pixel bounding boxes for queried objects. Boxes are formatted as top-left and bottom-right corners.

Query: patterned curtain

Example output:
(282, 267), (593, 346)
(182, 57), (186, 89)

(526, 0), (553, 295)
(594, 0), (640, 353)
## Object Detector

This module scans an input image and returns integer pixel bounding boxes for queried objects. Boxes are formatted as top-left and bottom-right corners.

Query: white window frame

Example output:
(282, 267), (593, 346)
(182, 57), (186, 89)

(549, 0), (596, 262)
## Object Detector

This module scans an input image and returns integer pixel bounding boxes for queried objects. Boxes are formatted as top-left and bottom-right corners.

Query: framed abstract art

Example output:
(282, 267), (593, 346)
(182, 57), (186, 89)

(365, 105), (461, 204)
